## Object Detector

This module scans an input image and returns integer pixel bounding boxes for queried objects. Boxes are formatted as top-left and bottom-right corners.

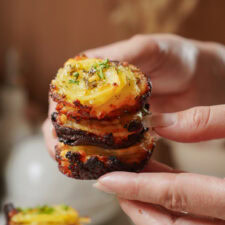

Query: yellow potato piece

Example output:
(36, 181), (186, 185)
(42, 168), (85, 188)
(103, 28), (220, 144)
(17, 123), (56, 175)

(11, 205), (90, 225)
(52, 58), (141, 107)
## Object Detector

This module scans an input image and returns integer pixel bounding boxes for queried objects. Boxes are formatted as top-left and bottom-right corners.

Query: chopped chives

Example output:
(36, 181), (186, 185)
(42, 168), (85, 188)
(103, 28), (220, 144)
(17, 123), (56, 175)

(69, 79), (79, 85)
(73, 72), (79, 79)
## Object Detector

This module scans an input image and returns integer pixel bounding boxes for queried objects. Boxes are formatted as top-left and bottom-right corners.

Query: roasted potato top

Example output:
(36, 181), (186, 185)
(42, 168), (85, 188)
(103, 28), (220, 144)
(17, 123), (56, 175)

(50, 56), (151, 119)
(5, 204), (89, 225)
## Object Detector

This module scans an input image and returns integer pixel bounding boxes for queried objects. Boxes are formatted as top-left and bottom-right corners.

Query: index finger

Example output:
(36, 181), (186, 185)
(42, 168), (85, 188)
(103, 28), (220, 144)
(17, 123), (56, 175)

(94, 172), (225, 220)
(148, 105), (225, 142)
(119, 199), (225, 225)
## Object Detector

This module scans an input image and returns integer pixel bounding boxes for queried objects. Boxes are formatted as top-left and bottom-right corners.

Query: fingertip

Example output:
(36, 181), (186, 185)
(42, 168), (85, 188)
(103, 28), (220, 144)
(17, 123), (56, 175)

(148, 113), (177, 128)
(83, 50), (99, 58)
(83, 47), (111, 59)
(154, 105), (225, 142)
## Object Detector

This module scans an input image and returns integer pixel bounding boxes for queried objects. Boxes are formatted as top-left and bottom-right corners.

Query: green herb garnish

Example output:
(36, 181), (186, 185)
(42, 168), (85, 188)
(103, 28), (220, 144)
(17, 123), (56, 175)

(61, 204), (69, 211)
(18, 207), (33, 214)
(16, 207), (22, 212)
(92, 59), (110, 80)
(99, 59), (109, 67)
(98, 67), (105, 79)
(73, 72), (79, 79)
(69, 79), (80, 85)
(36, 205), (55, 214)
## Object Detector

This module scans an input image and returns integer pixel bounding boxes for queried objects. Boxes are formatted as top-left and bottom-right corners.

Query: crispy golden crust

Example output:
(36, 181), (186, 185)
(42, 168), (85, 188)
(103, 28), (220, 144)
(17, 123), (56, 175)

(50, 56), (155, 180)
(51, 111), (147, 149)
(55, 133), (155, 180)
(50, 56), (151, 120)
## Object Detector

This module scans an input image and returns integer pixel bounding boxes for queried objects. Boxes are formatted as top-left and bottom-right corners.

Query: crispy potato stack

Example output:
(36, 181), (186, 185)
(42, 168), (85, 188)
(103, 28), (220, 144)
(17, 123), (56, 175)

(50, 56), (155, 179)
(4, 203), (90, 225)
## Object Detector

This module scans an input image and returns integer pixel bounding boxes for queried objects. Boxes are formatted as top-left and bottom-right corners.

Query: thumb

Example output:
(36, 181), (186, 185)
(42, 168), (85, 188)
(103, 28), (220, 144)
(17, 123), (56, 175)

(83, 35), (163, 74)
(84, 39), (133, 61)
(148, 105), (225, 142)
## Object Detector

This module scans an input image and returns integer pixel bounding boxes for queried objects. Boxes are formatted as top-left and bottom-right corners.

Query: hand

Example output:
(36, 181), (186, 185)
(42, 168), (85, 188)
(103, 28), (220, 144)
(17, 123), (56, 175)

(93, 160), (225, 225)
(42, 34), (225, 224)
(85, 34), (225, 143)
(43, 34), (225, 156)
(85, 35), (225, 224)
(85, 34), (225, 113)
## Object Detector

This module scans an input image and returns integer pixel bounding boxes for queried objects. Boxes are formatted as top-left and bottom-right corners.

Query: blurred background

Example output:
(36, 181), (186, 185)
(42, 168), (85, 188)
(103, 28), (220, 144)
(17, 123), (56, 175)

(0, 0), (225, 224)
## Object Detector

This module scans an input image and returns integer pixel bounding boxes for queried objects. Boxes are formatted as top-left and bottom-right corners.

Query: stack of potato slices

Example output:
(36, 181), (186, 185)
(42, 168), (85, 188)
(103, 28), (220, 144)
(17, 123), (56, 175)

(50, 56), (155, 179)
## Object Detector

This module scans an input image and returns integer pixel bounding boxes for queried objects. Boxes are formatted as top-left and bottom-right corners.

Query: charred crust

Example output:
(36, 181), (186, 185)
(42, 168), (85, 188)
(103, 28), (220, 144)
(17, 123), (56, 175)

(52, 112), (146, 149)
(125, 119), (143, 132)
(72, 100), (92, 118)
(51, 96), (150, 120)
(65, 151), (81, 163)
(51, 112), (58, 122)
(55, 146), (154, 180)
(144, 103), (150, 110)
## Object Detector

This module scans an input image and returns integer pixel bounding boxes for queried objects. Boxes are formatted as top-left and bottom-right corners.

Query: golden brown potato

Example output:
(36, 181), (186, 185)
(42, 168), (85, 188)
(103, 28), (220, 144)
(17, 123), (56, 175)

(4, 203), (90, 225)
(55, 132), (155, 179)
(51, 109), (147, 149)
(50, 56), (155, 180)
(50, 56), (151, 120)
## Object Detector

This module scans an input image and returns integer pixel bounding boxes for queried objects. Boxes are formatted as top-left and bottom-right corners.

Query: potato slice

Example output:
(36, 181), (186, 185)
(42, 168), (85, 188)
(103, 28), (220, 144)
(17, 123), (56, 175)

(50, 56), (151, 119)
(4, 204), (90, 225)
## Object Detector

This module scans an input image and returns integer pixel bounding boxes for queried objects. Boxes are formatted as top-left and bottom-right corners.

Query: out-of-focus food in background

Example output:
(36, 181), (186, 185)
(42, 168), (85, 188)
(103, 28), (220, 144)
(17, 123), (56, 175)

(4, 203), (90, 225)
(0, 0), (225, 224)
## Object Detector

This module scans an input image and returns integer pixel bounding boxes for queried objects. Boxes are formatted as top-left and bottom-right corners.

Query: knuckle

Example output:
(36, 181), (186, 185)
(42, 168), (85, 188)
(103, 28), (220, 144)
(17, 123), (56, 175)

(190, 107), (211, 130)
(125, 173), (142, 199)
(163, 174), (188, 212)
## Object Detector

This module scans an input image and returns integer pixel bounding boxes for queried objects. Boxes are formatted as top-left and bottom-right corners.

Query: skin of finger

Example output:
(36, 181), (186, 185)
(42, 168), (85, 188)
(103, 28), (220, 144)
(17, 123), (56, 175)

(97, 172), (225, 220)
(155, 105), (225, 142)
(142, 159), (181, 173)
(119, 198), (172, 225)
(84, 34), (167, 75)
(42, 118), (57, 159)
(85, 34), (201, 95)
(119, 198), (225, 225)
(48, 97), (57, 118)
(42, 97), (58, 158)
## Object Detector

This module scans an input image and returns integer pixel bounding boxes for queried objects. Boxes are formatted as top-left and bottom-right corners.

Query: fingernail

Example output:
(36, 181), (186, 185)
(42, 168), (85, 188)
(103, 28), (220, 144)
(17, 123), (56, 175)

(93, 182), (115, 195)
(148, 113), (177, 128)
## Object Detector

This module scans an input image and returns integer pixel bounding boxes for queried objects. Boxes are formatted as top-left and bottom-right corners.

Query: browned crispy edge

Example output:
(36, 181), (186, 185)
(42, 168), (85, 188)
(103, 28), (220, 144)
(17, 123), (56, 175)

(49, 59), (152, 120)
(55, 144), (155, 180)
(51, 112), (147, 149)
